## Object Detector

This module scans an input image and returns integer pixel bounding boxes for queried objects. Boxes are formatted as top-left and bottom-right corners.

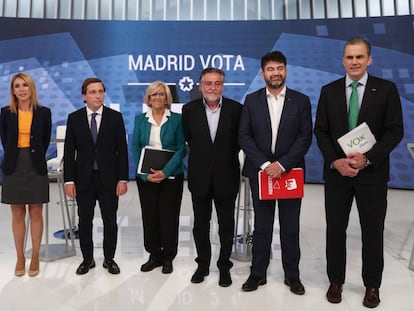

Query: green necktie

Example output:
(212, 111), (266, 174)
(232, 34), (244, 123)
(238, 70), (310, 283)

(348, 81), (360, 130)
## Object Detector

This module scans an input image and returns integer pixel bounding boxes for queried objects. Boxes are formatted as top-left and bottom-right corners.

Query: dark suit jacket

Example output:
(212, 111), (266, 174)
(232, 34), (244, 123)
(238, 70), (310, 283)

(239, 87), (312, 178)
(0, 106), (51, 176)
(63, 106), (129, 191)
(182, 97), (242, 198)
(314, 75), (404, 184)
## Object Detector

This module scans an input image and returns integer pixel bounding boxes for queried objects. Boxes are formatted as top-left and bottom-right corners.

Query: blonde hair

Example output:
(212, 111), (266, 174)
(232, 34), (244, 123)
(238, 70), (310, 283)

(9, 73), (40, 113)
(144, 81), (173, 109)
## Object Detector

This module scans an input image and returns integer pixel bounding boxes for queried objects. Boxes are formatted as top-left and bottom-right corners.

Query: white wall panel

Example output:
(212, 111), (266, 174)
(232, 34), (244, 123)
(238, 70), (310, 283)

(396, 0), (411, 15)
(58, 0), (73, 19)
(17, 0), (31, 17)
(72, 0), (86, 19)
(3, 0), (17, 16)
(31, 0), (45, 18)
(0, 0), (412, 20)
(312, 0), (326, 18)
(126, 0), (138, 20)
(382, 0), (396, 16)
(367, 0), (382, 16)
(44, 0), (58, 18)
(298, 0), (311, 19)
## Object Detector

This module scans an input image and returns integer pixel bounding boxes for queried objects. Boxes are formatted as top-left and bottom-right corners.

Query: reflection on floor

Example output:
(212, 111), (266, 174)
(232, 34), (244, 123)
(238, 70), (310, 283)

(0, 182), (413, 311)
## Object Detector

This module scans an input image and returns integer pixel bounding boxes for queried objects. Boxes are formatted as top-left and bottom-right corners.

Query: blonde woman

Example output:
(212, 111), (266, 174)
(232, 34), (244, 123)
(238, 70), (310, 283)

(0, 73), (51, 277)
(132, 81), (186, 274)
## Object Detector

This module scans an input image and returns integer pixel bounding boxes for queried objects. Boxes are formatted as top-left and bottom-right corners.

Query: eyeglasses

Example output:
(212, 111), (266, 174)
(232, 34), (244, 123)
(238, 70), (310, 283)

(150, 92), (166, 97)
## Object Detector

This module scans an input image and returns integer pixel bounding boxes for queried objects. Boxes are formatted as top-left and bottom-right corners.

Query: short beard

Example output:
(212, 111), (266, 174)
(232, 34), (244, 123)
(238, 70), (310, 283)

(266, 78), (285, 90)
(204, 95), (220, 103)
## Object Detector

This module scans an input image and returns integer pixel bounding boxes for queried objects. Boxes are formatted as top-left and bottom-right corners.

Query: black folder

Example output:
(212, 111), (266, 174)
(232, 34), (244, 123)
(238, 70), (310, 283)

(137, 147), (175, 174)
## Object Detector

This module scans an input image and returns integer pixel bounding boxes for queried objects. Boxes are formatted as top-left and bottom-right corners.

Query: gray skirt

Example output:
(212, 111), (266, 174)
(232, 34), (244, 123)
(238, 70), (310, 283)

(1, 148), (49, 204)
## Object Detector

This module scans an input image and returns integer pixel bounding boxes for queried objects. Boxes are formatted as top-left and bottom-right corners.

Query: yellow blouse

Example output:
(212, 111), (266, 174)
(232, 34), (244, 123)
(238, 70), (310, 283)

(18, 110), (33, 148)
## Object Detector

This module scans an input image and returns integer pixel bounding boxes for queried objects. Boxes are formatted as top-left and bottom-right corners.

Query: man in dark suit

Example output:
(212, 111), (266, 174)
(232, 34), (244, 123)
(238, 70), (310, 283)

(64, 77), (129, 275)
(182, 67), (242, 287)
(239, 51), (312, 295)
(314, 37), (403, 308)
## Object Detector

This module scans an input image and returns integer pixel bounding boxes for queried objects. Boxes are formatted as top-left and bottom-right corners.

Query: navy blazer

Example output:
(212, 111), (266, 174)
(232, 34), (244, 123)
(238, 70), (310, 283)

(314, 74), (404, 184)
(239, 87), (312, 178)
(131, 110), (186, 181)
(63, 106), (129, 191)
(0, 106), (51, 176)
(182, 97), (242, 198)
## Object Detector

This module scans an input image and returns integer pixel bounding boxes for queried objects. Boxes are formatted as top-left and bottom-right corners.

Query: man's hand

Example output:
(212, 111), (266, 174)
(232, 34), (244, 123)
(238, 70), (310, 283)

(333, 158), (360, 177)
(65, 183), (77, 198)
(116, 181), (128, 196)
(264, 162), (284, 178)
(347, 152), (366, 170)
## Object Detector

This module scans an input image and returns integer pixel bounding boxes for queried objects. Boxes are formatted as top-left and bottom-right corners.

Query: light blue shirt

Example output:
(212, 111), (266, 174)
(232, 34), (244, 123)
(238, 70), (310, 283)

(203, 97), (222, 142)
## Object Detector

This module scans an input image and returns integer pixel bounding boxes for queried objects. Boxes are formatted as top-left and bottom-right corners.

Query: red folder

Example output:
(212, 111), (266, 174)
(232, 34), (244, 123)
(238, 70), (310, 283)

(258, 168), (304, 200)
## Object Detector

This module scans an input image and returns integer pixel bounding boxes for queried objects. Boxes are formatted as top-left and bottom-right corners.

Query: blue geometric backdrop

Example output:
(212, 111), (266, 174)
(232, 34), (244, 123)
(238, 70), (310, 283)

(0, 16), (413, 189)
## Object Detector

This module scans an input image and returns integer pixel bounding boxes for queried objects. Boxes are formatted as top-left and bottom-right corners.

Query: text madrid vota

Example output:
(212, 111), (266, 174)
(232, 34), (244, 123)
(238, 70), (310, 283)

(129, 54), (245, 71)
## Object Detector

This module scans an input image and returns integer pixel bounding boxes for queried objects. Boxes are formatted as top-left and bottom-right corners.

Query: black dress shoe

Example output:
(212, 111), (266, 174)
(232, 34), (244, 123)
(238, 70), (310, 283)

(326, 283), (343, 303)
(242, 274), (267, 292)
(284, 278), (305, 295)
(363, 287), (380, 308)
(162, 261), (173, 274)
(76, 259), (96, 275)
(140, 259), (163, 272)
(191, 269), (209, 283)
(103, 259), (120, 274)
(219, 270), (232, 287)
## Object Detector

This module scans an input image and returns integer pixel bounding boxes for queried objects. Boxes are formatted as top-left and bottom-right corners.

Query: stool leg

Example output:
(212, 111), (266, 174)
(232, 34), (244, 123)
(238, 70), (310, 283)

(409, 244), (414, 271)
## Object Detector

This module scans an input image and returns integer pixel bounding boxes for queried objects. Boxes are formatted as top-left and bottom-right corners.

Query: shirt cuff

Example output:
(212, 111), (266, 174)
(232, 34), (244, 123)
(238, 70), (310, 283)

(260, 161), (272, 170)
(277, 161), (286, 172)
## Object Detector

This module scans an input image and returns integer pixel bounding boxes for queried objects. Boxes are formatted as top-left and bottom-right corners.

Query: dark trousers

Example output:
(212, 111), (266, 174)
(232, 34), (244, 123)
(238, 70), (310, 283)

(249, 175), (302, 280)
(76, 171), (119, 261)
(191, 182), (236, 272)
(136, 175), (184, 262)
(325, 182), (387, 288)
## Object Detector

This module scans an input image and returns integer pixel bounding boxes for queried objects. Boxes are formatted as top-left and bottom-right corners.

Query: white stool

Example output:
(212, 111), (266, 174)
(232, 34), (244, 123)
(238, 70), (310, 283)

(231, 176), (254, 262)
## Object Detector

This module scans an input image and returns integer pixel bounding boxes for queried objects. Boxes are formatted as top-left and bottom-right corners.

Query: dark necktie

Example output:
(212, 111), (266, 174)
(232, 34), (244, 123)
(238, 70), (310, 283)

(348, 81), (360, 130)
(91, 113), (98, 169)
(91, 112), (98, 143)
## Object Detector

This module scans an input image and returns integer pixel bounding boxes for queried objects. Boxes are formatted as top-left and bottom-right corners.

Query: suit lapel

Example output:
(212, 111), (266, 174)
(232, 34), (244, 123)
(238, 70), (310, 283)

(258, 88), (277, 150)
(337, 79), (349, 132)
(277, 89), (291, 138)
(80, 107), (94, 144)
(196, 99), (214, 144)
(255, 89), (272, 135)
(359, 76), (377, 122)
(214, 99), (228, 144)
(97, 106), (105, 143)
(160, 113), (170, 143)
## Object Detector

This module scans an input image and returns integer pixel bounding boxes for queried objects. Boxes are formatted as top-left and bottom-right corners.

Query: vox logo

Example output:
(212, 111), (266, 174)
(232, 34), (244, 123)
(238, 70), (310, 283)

(347, 134), (365, 148)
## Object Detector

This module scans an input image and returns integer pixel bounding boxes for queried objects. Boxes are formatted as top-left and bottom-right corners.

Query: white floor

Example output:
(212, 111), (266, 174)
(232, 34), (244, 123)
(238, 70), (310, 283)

(0, 181), (413, 311)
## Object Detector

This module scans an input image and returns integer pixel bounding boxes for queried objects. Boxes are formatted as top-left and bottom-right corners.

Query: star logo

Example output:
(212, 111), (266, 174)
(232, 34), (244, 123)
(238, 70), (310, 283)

(178, 76), (194, 92)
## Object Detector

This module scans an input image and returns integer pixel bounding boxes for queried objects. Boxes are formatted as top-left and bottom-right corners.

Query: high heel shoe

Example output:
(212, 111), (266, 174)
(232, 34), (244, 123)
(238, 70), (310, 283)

(28, 269), (39, 277)
(15, 259), (26, 277)
(29, 259), (39, 277)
